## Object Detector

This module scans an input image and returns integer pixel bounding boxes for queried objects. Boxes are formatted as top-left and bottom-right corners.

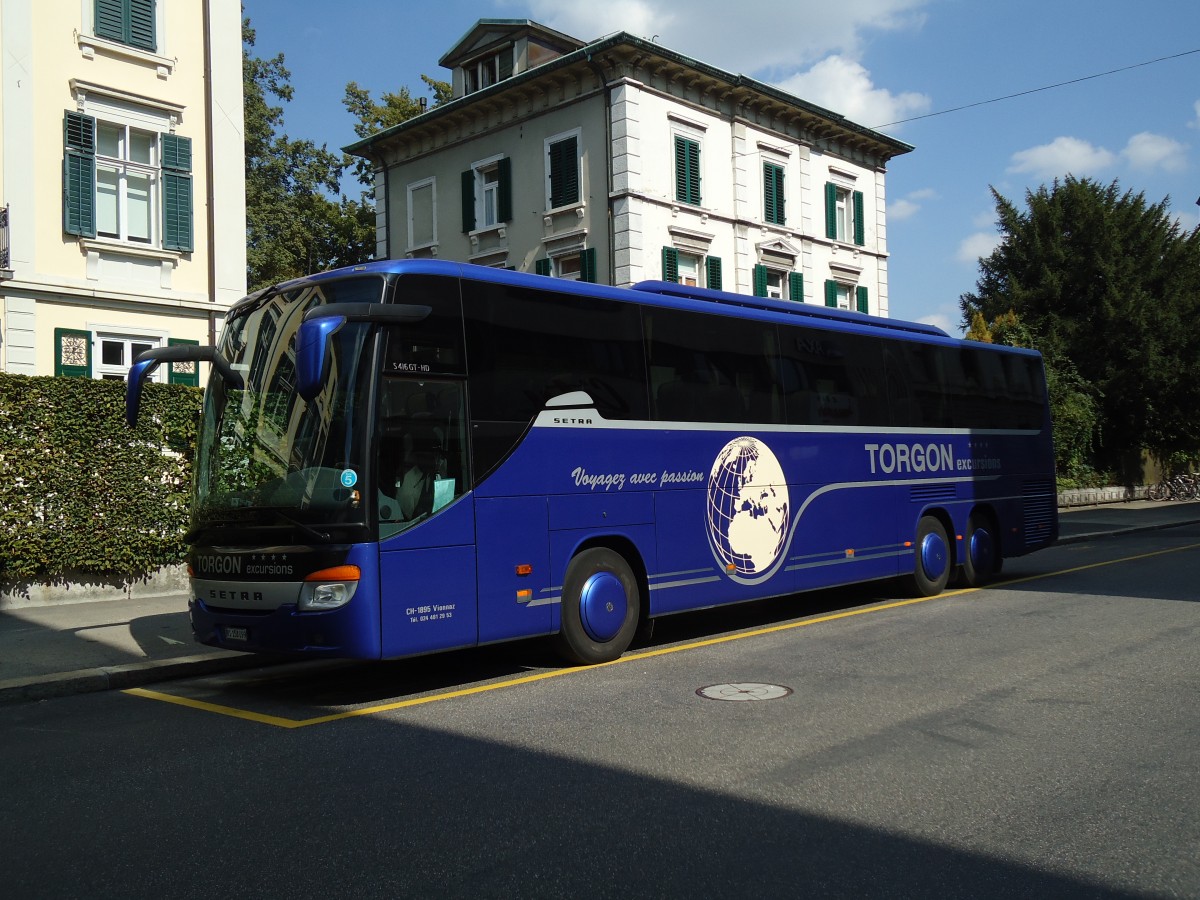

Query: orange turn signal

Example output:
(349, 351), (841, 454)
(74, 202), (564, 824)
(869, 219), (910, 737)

(515, 564), (533, 576)
(305, 565), (361, 582)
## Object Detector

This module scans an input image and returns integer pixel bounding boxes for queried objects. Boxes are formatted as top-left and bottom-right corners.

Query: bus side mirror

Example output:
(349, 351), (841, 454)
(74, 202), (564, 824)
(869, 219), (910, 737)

(297, 303), (431, 402)
(296, 315), (347, 403)
(126, 345), (243, 427)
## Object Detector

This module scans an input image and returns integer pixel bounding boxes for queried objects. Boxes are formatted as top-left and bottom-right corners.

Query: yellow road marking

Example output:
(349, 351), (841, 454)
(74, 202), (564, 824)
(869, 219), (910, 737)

(124, 540), (1200, 728)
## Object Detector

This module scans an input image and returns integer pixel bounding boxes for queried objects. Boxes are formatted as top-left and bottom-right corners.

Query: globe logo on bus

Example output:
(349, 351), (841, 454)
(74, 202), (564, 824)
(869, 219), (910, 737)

(706, 437), (790, 580)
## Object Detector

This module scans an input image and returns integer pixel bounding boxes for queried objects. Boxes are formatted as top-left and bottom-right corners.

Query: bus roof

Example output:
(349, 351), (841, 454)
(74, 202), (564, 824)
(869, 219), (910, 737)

(631, 280), (950, 338)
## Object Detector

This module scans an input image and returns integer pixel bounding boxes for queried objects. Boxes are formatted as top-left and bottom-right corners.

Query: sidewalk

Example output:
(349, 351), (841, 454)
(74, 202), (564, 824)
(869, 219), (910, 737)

(3, 500), (1199, 706)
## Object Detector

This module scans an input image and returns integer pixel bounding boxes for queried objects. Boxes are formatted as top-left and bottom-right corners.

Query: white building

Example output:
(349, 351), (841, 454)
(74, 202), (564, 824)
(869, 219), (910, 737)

(347, 19), (912, 315)
(0, 0), (246, 383)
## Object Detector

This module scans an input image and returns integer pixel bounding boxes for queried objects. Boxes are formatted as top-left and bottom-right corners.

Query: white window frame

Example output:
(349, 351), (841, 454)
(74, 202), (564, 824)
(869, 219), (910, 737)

(463, 47), (511, 95)
(833, 282), (853, 310)
(95, 120), (159, 246)
(554, 254), (582, 281)
(764, 268), (788, 300)
(471, 153), (504, 231)
(406, 177), (437, 252)
(91, 328), (166, 382)
(676, 251), (702, 287)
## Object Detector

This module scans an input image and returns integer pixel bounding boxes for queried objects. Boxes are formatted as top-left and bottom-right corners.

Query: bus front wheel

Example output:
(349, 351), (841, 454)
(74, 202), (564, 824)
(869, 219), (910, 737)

(554, 547), (640, 665)
(906, 515), (951, 597)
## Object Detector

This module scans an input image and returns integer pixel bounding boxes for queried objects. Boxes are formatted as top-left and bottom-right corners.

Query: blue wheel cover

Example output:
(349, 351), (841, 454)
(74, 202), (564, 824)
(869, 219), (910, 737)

(579, 571), (628, 643)
(970, 527), (993, 573)
(920, 530), (948, 580)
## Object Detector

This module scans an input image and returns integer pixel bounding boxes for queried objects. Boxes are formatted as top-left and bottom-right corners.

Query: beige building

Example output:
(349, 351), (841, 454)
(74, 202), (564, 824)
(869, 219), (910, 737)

(348, 20), (911, 316)
(0, 0), (245, 383)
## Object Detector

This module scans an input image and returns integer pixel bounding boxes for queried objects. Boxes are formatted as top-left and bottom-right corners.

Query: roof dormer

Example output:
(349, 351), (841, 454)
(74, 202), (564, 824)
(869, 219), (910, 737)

(439, 19), (586, 99)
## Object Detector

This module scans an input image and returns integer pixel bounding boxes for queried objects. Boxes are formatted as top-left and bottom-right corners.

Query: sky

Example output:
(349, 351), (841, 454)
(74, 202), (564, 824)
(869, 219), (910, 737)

(242, 0), (1200, 333)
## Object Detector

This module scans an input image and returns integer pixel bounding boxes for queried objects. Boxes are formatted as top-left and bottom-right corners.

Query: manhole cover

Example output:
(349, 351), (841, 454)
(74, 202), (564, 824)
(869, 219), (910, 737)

(696, 682), (793, 702)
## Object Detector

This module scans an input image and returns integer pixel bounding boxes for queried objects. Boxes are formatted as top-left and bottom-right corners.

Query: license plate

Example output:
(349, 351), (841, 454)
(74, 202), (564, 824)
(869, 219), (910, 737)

(223, 626), (248, 642)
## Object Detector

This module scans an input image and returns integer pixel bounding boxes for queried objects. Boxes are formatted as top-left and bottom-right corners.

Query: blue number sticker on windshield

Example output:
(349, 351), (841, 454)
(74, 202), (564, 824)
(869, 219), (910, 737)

(340, 469), (358, 488)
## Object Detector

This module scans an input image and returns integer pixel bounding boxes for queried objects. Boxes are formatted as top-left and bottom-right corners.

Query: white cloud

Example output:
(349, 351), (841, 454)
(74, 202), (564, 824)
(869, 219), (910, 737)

(1008, 137), (1116, 180)
(1122, 132), (1187, 172)
(522, 0), (932, 88)
(889, 188), (937, 221)
(957, 232), (999, 264)
(777, 55), (930, 129)
(1190, 100), (1200, 129)
(917, 311), (957, 334)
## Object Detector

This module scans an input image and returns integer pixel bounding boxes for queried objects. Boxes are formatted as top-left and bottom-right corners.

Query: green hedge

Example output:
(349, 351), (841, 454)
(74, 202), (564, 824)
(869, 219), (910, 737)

(0, 373), (201, 581)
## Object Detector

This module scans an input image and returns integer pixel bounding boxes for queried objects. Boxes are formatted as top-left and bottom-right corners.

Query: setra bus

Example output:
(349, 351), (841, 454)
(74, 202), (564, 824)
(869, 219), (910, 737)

(127, 259), (1058, 664)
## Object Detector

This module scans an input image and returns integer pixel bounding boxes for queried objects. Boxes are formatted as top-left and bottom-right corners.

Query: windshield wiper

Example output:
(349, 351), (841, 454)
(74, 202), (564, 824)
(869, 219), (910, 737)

(270, 510), (331, 542)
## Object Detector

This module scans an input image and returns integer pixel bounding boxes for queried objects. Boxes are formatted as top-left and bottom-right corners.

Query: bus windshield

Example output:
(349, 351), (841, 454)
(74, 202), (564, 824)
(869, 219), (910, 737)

(191, 275), (385, 537)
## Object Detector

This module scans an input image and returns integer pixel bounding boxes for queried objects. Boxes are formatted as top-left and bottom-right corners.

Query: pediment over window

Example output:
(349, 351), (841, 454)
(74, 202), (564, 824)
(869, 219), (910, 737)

(755, 237), (800, 267)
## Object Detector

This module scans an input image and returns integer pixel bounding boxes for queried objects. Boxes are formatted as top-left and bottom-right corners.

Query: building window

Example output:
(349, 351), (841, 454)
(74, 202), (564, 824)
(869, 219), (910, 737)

(96, 333), (160, 380)
(96, 121), (156, 244)
(824, 280), (868, 312)
(407, 177), (436, 250)
(825, 182), (865, 245)
(674, 135), (701, 206)
(546, 131), (580, 210)
(461, 157), (511, 232)
(62, 111), (192, 251)
(763, 162), (785, 225)
(94, 0), (156, 53)
(662, 247), (722, 290)
(464, 46), (514, 95)
(754, 265), (803, 301)
(535, 248), (597, 282)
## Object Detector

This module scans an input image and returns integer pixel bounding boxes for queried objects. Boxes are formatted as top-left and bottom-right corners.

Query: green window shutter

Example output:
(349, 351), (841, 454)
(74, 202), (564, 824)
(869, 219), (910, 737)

(764, 163), (785, 225)
(535, 257), (551, 276)
(752, 264), (768, 297)
(825, 280), (838, 308)
(662, 246), (679, 283)
(63, 112), (97, 238)
(705, 256), (722, 290)
(95, 0), (156, 51)
(461, 170), (475, 232)
(549, 136), (578, 208)
(129, 0), (156, 52)
(167, 338), (200, 386)
(580, 248), (597, 283)
(497, 157), (512, 223)
(55, 328), (92, 378)
(853, 190), (865, 245)
(94, 0), (126, 43)
(856, 285), (869, 314)
(789, 272), (804, 302)
(161, 133), (192, 251)
(497, 46), (514, 80)
(675, 137), (701, 205)
(824, 182), (838, 239)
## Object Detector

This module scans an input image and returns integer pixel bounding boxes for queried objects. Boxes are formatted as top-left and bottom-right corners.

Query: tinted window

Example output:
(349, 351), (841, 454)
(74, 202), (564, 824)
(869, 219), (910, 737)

(645, 307), (781, 424)
(463, 282), (648, 477)
(383, 274), (467, 377)
(779, 327), (888, 426)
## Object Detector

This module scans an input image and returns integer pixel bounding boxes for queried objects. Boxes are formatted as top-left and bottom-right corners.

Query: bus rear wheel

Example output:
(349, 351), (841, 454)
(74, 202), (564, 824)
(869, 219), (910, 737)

(554, 547), (640, 665)
(906, 515), (951, 597)
(958, 512), (998, 588)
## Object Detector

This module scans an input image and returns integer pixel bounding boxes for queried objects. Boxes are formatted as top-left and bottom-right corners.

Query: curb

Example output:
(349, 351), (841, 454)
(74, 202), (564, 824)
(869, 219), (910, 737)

(1054, 517), (1200, 546)
(0, 649), (275, 707)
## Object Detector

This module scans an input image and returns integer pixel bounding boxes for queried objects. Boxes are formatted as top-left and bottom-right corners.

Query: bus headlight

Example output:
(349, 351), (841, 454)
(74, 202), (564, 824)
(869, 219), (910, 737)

(298, 565), (360, 611)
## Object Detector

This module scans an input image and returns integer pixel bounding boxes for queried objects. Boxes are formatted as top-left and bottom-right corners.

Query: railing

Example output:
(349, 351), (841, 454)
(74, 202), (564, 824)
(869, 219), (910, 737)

(0, 204), (10, 270)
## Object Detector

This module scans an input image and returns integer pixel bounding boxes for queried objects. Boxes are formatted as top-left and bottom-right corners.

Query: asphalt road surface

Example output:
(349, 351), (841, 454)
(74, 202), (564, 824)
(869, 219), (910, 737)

(2, 527), (1198, 898)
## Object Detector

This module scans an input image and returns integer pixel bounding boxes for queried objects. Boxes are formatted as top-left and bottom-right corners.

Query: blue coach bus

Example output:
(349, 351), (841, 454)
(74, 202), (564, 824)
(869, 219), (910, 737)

(127, 260), (1057, 664)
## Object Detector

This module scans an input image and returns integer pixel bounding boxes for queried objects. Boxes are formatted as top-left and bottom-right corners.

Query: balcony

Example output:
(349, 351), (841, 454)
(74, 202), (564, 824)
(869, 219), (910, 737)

(0, 204), (10, 278)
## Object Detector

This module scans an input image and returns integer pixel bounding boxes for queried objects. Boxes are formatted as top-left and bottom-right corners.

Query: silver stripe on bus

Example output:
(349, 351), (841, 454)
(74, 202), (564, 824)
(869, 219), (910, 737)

(533, 406), (1040, 437)
(649, 576), (723, 591)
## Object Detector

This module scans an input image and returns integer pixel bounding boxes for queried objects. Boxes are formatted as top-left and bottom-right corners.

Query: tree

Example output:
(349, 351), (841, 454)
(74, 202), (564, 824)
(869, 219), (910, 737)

(343, 77), (451, 187)
(961, 177), (1200, 480)
(243, 18), (373, 290)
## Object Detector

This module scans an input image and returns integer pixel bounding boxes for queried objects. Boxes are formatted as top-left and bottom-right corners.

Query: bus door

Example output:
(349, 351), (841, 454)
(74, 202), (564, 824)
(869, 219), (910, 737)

(376, 378), (477, 657)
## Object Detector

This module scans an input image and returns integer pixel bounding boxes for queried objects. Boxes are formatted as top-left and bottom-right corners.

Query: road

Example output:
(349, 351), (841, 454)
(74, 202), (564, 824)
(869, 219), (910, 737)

(2, 527), (1198, 898)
